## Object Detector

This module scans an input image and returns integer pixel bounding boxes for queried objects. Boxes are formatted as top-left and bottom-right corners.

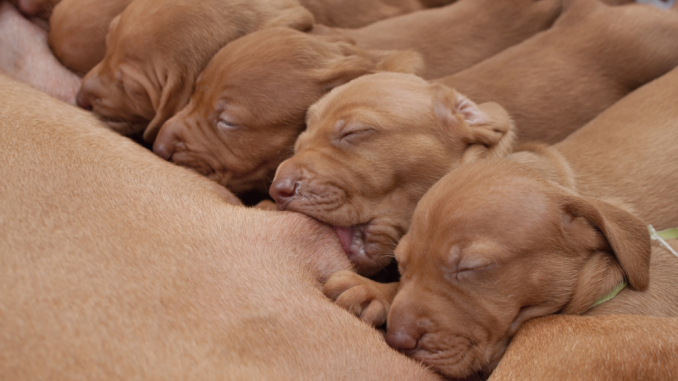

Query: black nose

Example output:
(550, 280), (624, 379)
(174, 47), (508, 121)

(269, 178), (298, 211)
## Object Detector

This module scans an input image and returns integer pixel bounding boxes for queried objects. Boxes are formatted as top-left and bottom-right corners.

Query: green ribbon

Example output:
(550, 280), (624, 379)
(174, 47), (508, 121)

(648, 225), (678, 258)
(590, 280), (627, 309)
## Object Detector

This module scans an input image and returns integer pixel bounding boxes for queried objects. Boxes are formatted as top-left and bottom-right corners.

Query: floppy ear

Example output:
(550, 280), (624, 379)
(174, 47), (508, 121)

(431, 84), (516, 164)
(143, 74), (193, 143)
(261, 4), (315, 31)
(369, 49), (424, 76)
(558, 194), (651, 314)
(315, 41), (423, 91)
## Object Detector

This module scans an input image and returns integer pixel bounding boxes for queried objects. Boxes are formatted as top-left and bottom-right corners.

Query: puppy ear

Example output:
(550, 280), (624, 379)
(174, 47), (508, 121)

(314, 40), (422, 91)
(431, 84), (516, 164)
(261, 4), (315, 32)
(105, 15), (121, 48)
(143, 74), (193, 143)
(559, 194), (651, 314)
(369, 49), (424, 76)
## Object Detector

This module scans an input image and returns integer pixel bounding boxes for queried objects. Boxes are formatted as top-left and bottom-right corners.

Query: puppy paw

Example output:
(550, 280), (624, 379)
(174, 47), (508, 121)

(254, 200), (277, 211)
(323, 270), (398, 328)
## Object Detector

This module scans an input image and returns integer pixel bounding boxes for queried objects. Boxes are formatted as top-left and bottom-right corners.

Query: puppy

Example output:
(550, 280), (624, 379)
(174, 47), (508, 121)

(0, 1), (79, 104)
(49, 0), (134, 74)
(0, 74), (443, 381)
(76, 0), (314, 143)
(325, 58), (678, 378)
(153, 28), (423, 195)
(335, 0), (562, 79)
(153, 0), (555, 195)
(438, 0), (678, 143)
(270, 73), (515, 276)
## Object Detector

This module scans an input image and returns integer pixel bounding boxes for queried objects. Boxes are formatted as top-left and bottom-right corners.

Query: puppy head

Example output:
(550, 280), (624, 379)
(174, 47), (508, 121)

(270, 73), (515, 275)
(76, 0), (315, 143)
(49, 0), (133, 75)
(387, 159), (650, 378)
(153, 27), (421, 194)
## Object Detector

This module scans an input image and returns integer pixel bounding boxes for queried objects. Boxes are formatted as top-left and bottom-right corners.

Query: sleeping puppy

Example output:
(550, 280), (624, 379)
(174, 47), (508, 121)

(376, 164), (678, 378)
(269, 73), (515, 275)
(49, 0), (134, 74)
(75, 0), (314, 143)
(329, 0), (562, 79)
(152, 0), (556, 195)
(324, 57), (678, 378)
(152, 28), (423, 195)
(438, 0), (678, 143)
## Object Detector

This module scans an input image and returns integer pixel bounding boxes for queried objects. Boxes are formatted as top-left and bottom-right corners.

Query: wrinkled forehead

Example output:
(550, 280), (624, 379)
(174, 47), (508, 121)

(411, 161), (560, 249)
(306, 74), (435, 132)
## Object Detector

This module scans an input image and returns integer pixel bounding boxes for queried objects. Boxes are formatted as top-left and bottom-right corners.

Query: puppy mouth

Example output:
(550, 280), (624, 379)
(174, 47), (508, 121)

(334, 225), (367, 262)
(333, 223), (395, 276)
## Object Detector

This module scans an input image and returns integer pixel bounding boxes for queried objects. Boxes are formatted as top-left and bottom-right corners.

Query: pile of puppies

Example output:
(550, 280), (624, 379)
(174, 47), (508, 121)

(3, 0), (678, 378)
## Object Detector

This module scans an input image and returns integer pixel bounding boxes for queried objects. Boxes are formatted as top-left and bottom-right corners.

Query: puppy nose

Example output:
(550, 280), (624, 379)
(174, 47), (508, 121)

(153, 124), (179, 160)
(75, 90), (93, 111)
(270, 178), (298, 211)
(385, 328), (420, 351)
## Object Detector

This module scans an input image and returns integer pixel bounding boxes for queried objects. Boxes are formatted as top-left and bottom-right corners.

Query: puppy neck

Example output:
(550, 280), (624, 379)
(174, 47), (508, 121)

(508, 142), (576, 191)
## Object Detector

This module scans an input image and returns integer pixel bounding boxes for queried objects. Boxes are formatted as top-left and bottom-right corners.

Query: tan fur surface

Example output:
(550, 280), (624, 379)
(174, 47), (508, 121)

(0, 74), (443, 381)
(490, 315), (678, 380)
(339, 0), (562, 79)
(299, 0), (422, 28)
(439, 0), (678, 143)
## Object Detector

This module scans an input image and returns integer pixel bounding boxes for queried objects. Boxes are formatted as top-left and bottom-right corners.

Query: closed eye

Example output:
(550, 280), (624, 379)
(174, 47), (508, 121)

(339, 128), (375, 143)
(217, 119), (240, 130)
(455, 262), (493, 281)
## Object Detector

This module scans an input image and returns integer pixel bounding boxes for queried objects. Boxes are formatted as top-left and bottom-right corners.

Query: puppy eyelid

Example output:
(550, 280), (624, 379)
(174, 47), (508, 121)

(217, 119), (239, 130)
(339, 128), (375, 142)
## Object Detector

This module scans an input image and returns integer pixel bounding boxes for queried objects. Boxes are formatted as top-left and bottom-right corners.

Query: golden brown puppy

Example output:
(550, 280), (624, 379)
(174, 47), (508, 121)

(334, 0), (562, 79)
(49, 0), (133, 75)
(490, 315), (678, 380)
(76, 0), (314, 143)
(438, 0), (678, 143)
(153, 28), (423, 195)
(0, 74), (443, 381)
(270, 73), (515, 276)
(8, 0), (60, 19)
(325, 60), (678, 378)
(152, 0), (558, 195)
(0, 1), (79, 104)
